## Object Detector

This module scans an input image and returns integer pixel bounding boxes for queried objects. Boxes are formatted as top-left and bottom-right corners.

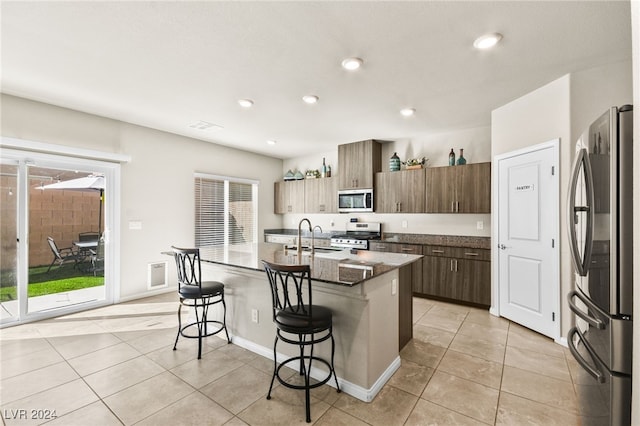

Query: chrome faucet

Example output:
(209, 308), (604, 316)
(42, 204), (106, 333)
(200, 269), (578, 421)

(297, 218), (312, 258)
(311, 225), (323, 255)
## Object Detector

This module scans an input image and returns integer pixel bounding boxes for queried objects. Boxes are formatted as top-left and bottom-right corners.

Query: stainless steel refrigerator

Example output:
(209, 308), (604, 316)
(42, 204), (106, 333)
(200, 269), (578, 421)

(567, 105), (633, 426)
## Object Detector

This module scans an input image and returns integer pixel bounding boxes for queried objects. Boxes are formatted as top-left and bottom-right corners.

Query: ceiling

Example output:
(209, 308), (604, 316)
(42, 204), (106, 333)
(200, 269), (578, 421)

(1, 1), (632, 159)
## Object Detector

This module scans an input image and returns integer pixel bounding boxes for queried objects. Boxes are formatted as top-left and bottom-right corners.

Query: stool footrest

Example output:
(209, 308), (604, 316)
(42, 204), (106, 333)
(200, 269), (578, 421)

(275, 356), (334, 390)
(179, 320), (227, 339)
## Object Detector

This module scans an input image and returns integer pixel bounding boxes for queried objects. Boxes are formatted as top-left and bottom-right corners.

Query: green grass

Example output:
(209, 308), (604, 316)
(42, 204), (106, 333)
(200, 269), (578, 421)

(0, 264), (103, 301)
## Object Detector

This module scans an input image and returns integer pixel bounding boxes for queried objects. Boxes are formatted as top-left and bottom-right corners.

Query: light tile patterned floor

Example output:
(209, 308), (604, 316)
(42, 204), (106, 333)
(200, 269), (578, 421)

(0, 293), (591, 425)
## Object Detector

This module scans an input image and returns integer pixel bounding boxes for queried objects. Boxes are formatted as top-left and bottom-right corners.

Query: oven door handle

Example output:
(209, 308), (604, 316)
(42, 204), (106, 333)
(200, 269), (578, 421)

(567, 289), (607, 330)
(567, 327), (605, 383)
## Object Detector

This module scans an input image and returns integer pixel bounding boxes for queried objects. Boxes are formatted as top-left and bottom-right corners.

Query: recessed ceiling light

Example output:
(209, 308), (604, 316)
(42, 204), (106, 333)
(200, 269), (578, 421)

(302, 95), (319, 104)
(266, 139), (277, 145)
(238, 99), (254, 108)
(341, 57), (363, 71)
(473, 33), (502, 50)
(188, 120), (223, 131)
(400, 108), (416, 117)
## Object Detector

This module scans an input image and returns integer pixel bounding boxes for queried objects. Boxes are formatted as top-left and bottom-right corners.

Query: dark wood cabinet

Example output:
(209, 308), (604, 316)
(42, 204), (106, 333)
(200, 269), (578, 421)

(274, 180), (305, 214)
(375, 169), (426, 213)
(369, 242), (423, 295)
(338, 140), (382, 190)
(426, 162), (491, 213)
(420, 245), (490, 307)
(304, 177), (337, 213)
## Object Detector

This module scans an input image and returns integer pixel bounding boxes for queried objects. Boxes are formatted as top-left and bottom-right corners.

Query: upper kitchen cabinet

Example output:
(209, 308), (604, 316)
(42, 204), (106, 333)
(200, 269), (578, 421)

(338, 140), (382, 190)
(304, 177), (337, 213)
(426, 162), (491, 213)
(274, 180), (305, 214)
(375, 169), (426, 213)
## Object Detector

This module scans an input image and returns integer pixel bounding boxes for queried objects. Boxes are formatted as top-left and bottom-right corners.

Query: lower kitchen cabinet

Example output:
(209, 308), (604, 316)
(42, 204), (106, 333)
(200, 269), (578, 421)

(420, 245), (490, 307)
(370, 242), (423, 294)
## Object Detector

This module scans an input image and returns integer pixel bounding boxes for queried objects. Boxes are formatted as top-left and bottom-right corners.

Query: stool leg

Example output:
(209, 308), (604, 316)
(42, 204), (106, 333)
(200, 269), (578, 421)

(330, 330), (341, 393)
(267, 335), (278, 400)
(173, 300), (183, 351)
(195, 299), (203, 360)
(305, 335), (313, 423)
(221, 293), (231, 343)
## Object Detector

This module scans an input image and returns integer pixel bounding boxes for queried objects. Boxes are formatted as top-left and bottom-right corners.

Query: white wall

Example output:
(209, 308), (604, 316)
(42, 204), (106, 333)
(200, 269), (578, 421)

(1, 94), (284, 300)
(491, 61), (633, 340)
(281, 126), (492, 237)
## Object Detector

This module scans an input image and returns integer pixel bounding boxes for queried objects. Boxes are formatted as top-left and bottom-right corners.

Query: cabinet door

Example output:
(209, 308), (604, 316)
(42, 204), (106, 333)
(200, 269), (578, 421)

(274, 180), (304, 214)
(422, 255), (450, 297)
(425, 166), (456, 213)
(457, 163), (491, 213)
(338, 140), (382, 189)
(304, 177), (337, 213)
(376, 169), (425, 213)
(456, 259), (491, 306)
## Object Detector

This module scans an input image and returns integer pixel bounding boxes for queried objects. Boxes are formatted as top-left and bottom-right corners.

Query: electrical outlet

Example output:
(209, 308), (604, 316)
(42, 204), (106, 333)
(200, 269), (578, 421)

(477, 221), (484, 230)
(391, 278), (397, 295)
(251, 309), (259, 323)
(401, 220), (408, 228)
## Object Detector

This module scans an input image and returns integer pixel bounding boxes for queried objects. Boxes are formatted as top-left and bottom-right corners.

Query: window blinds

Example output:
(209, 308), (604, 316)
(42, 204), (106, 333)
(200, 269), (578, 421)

(195, 175), (257, 247)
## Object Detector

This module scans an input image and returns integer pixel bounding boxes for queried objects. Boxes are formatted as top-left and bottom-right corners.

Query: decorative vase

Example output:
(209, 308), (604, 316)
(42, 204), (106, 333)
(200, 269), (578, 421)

(448, 149), (455, 166)
(389, 152), (401, 172)
(457, 149), (467, 165)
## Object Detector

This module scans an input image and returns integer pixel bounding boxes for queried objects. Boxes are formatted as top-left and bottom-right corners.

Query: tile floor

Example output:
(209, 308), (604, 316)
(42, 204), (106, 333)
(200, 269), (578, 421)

(0, 293), (591, 425)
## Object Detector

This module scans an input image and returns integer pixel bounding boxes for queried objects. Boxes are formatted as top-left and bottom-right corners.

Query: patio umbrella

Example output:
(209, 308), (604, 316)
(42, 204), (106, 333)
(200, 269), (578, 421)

(42, 175), (105, 234)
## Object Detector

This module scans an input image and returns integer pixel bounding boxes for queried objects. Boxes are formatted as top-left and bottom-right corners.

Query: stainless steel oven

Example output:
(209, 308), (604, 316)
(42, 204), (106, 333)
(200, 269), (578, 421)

(330, 222), (381, 250)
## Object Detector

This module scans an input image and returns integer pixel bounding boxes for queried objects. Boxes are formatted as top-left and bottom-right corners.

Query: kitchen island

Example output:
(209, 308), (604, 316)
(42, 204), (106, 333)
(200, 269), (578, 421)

(186, 242), (421, 402)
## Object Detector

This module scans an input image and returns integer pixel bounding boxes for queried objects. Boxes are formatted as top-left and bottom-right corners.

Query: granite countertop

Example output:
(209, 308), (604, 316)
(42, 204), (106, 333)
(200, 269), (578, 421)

(194, 243), (421, 286)
(376, 233), (491, 249)
(264, 229), (490, 249)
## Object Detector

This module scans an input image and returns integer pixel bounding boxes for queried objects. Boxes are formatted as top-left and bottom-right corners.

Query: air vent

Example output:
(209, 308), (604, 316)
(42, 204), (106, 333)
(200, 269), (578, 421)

(147, 262), (168, 290)
(188, 120), (223, 131)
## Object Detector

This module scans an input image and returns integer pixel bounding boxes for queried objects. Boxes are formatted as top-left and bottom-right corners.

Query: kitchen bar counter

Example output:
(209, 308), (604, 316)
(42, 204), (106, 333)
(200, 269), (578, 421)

(173, 242), (420, 402)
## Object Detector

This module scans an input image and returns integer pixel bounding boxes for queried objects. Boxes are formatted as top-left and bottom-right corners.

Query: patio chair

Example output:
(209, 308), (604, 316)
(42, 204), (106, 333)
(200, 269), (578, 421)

(46, 237), (82, 273)
(78, 231), (100, 242)
(89, 237), (105, 276)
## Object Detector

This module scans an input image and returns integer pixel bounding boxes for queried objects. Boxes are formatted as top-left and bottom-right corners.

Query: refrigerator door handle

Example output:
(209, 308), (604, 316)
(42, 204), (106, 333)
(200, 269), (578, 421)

(567, 290), (607, 330)
(568, 327), (606, 384)
(567, 148), (595, 276)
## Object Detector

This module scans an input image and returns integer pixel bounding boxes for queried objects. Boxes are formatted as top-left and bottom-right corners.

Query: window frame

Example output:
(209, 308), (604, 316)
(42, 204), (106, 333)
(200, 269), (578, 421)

(194, 172), (258, 247)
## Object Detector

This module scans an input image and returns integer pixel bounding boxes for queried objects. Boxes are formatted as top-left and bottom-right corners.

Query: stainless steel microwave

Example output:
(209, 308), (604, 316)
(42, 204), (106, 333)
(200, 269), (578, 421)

(338, 189), (374, 213)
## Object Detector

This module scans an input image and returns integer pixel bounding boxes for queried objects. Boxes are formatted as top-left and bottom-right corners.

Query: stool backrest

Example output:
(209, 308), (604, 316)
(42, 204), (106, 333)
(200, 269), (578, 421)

(262, 260), (313, 325)
(172, 246), (203, 291)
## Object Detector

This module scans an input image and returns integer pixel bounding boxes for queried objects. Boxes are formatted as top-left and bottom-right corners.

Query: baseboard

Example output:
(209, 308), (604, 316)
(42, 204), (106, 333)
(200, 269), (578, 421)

(118, 286), (175, 303)
(231, 335), (400, 402)
(556, 336), (568, 348)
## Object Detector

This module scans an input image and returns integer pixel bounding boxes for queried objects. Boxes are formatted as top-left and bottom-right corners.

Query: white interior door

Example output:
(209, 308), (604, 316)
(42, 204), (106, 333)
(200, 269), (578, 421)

(496, 141), (559, 339)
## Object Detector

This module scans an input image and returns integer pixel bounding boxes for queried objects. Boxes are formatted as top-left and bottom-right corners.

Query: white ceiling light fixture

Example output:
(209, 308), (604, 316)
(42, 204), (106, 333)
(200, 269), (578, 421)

(400, 108), (416, 117)
(473, 33), (503, 50)
(238, 99), (254, 108)
(266, 139), (277, 145)
(341, 57), (363, 71)
(302, 95), (319, 104)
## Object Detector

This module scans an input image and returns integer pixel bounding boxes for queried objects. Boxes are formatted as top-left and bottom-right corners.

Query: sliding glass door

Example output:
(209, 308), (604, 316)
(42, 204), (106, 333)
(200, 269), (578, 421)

(0, 150), (118, 325)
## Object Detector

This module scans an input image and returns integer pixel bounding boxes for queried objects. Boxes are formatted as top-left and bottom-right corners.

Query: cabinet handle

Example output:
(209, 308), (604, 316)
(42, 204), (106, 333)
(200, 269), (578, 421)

(464, 252), (479, 256)
(457, 201), (460, 212)
(451, 201), (455, 212)
(319, 205), (325, 212)
(432, 249), (444, 254)
(450, 259), (454, 271)
(400, 247), (413, 252)
(455, 259), (458, 271)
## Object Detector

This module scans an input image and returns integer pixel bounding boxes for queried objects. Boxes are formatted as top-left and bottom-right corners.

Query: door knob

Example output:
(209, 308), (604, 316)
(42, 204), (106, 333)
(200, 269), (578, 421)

(498, 244), (510, 250)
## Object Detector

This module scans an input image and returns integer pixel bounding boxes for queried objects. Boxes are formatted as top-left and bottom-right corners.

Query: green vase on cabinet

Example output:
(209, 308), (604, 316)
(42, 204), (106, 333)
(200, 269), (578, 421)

(456, 149), (466, 165)
(390, 152), (401, 171)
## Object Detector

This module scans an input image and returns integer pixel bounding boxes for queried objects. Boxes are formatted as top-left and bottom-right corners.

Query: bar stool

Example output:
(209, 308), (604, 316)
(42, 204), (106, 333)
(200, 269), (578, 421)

(262, 260), (341, 423)
(172, 246), (230, 359)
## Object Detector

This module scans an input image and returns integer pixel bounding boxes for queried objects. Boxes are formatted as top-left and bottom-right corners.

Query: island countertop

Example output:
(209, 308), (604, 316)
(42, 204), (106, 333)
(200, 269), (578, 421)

(195, 243), (422, 286)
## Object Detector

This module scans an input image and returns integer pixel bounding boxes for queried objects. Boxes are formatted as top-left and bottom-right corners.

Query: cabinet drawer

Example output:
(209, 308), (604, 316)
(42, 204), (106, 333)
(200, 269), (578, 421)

(265, 234), (296, 245)
(391, 244), (423, 255)
(423, 245), (490, 261)
(369, 242), (391, 252)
